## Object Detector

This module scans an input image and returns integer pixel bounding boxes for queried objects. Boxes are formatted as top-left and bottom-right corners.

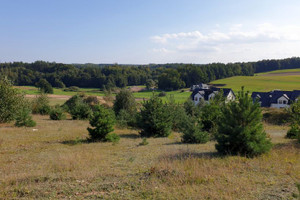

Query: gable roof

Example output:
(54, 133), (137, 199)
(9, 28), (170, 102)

(191, 87), (235, 101)
(251, 90), (300, 107)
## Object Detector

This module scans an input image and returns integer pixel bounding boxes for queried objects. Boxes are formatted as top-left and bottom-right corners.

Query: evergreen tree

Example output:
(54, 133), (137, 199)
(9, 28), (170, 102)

(181, 116), (209, 144)
(286, 100), (300, 139)
(113, 89), (136, 115)
(215, 87), (272, 157)
(36, 78), (53, 94)
(138, 94), (172, 137)
(87, 105), (116, 141)
(0, 77), (24, 123)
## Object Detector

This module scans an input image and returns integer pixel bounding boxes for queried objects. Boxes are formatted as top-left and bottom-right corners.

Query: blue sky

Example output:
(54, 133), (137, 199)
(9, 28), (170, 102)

(1, 0), (300, 64)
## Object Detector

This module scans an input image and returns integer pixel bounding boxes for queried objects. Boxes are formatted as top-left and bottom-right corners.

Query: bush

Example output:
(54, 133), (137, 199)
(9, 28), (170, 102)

(49, 106), (66, 120)
(215, 87), (272, 157)
(32, 94), (51, 115)
(105, 133), (120, 143)
(158, 91), (166, 97)
(63, 94), (92, 120)
(286, 124), (300, 139)
(84, 96), (99, 106)
(287, 100), (300, 139)
(36, 79), (53, 94)
(139, 138), (149, 146)
(138, 95), (172, 137)
(63, 86), (80, 92)
(262, 109), (290, 125)
(0, 77), (24, 123)
(113, 89), (136, 115)
(87, 105), (115, 141)
(181, 119), (209, 144)
(15, 103), (36, 127)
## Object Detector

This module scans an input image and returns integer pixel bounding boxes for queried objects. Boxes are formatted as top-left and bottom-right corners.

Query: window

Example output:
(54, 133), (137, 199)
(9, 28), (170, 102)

(278, 100), (283, 104)
(195, 97), (198, 101)
(283, 100), (287, 104)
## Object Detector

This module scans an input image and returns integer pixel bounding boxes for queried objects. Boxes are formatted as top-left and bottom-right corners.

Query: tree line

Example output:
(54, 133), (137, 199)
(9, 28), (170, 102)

(1, 57), (300, 90)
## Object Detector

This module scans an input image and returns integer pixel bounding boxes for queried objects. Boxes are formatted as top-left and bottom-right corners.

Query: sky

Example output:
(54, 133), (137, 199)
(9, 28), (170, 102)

(1, 0), (300, 64)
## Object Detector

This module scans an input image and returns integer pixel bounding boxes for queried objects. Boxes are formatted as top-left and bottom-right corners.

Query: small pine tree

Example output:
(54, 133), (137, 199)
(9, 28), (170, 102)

(32, 93), (51, 115)
(15, 104), (36, 127)
(87, 105), (116, 141)
(63, 94), (92, 120)
(49, 105), (66, 120)
(181, 117), (209, 144)
(215, 87), (272, 157)
(286, 100), (300, 139)
(0, 77), (24, 123)
(138, 94), (172, 137)
(113, 89), (136, 115)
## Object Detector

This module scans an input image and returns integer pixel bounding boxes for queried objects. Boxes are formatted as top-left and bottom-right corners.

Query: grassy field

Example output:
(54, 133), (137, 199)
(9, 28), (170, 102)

(0, 115), (299, 199)
(211, 68), (300, 93)
(17, 86), (191, 104)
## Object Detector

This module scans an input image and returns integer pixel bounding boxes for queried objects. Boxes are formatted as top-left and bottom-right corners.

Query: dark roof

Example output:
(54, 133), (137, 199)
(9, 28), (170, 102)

(191, 87), (235, 101)
(251, 90), (300, 107)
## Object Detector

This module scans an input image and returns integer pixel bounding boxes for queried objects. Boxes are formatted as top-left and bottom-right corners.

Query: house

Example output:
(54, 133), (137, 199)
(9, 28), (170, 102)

(251, 90), (300, 108)
(191, 83), (210, 91)
(191, 87), (235, 105)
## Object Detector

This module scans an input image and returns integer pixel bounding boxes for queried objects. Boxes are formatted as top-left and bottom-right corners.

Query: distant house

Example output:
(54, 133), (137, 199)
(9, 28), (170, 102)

(251, 90), (300, 108)
(191, 87), (235, 105)
(191, 83), (209, 91)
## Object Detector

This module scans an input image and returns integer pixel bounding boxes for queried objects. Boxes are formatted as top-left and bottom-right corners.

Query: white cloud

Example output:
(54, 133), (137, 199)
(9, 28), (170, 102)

(149, 23), (300, 63)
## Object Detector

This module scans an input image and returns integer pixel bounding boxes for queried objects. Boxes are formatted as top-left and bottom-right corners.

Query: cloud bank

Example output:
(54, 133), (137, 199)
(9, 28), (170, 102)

(150, 23), (300, 63)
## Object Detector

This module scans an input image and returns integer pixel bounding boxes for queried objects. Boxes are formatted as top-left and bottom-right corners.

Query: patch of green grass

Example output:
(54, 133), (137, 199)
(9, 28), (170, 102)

(211, 69), (300, 93)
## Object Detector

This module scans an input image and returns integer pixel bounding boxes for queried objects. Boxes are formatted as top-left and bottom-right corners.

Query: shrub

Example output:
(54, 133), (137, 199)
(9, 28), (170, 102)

(15, 103), (36, 127)
(49, 106), (66, 120)
(113, 89), (136, 115)
(84, 96), (99, 106)
(138, 95), (172, 137)
(36, 79), (53, 94)
(158, 91), (166, 97)
(181, 118), (209, 144)
(262, 109), (290, 125)
(215, 87), (272, 157)
(0, 77), (24, 123)
(63, 86), (80, 92)
(32, 94), (51, 115)
(105, 133), (120, 143)
(287, 100), (300, 139)
(63, 94), (92, 120)
(87, 105), (115, 141)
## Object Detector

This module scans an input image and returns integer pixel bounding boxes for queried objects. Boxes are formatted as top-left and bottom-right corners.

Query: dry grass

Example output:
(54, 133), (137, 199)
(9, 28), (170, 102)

(0, 116), (299, 199)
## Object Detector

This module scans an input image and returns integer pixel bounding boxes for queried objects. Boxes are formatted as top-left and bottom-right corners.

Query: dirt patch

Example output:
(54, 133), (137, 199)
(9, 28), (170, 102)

(260, 72), (300, 76)
(25, 94), (71, 100)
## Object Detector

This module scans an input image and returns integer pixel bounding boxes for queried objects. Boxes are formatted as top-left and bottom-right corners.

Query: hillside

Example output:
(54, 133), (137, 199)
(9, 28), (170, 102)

(210, 68), (300, 93)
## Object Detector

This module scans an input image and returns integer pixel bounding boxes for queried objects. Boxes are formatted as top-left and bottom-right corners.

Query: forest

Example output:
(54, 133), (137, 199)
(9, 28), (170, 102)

(1, 57), (300, 91)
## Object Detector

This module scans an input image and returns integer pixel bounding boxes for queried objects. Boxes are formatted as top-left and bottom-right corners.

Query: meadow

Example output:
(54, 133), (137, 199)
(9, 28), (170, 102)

(0, 115), (299, 199)
(211, 68), (300, 93)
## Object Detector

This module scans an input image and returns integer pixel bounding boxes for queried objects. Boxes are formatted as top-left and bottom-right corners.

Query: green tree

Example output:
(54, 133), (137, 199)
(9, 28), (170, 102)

(36, 79), (53, 94)
(215, 87), (272, 157)
(181, 117), (209, 144)
(15, 101), (36, 127)
(0, 77), (24, 123)
(286, 100), (300, 139)
(145, 79), (156, 90)
(63, 94), (92, 120)
(87, 105), (116, 141)
(113, 89), (136, 115)
(138, 94), (172, 137)
(32, 94), (51, 115)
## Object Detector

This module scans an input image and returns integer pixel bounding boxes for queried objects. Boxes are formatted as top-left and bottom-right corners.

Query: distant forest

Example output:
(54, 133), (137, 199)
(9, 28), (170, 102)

(1, 57), (300, 91)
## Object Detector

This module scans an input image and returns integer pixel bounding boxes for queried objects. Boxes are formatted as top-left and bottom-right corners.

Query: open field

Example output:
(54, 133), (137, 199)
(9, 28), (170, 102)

(211, 68), (300, 93)
(0, 115), (299, 199)
(17, 86), (191, 104)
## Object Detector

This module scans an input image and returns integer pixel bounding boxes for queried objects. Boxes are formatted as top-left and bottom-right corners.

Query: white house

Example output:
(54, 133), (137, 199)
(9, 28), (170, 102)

(191, 88), (235, 105)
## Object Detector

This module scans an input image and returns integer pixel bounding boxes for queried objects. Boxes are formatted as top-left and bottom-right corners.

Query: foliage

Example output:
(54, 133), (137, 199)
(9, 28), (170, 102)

(32, 94), (51, 115)
(116, 109), (137, 128)
(63, 86), (80, 92)
(63, 94), (92, 120)
(145, 79), (157, 90)
(49, 106), (66, 120)
(215, 87), (272, 157)
(138, 95), (172, 137)
(0, 77), (24, 123)
(166, 96), (189, 131)
(181, 118), (209, 144)
(105, 133), (120, 144)
(87, 105), (116, 141)
(84, 96), (99, 106)
(287, 100), (300, 139)
(183, 99), (202, 118)
(158, 91), (166, 97)
(113, 89), (136, 115)
(36, 78), (53, 94)
(262, 109), (290, 125)
(2, 58), (300, 91)
(15, 104), (36, 127)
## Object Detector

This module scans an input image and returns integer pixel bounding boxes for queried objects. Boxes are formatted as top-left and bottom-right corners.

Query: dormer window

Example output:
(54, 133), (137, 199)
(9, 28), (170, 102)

(195, 97), (198, 101)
